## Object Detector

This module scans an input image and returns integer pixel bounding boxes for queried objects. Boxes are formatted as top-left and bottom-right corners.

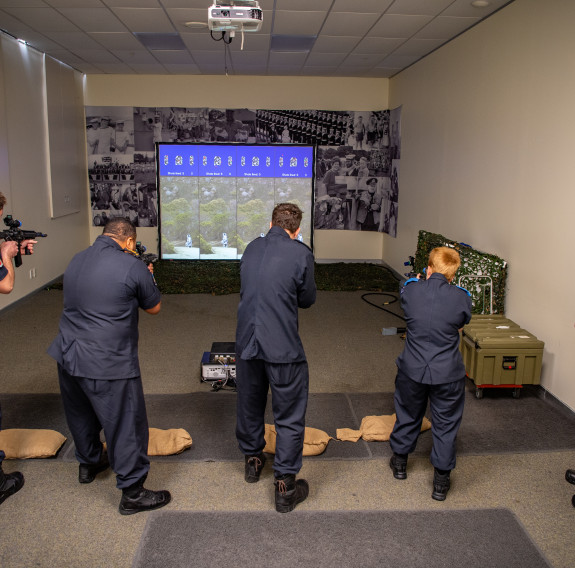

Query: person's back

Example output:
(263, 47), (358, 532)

(53, 234), (148, 379)
(235, 203), (316, 513)
(237, 226), (315, 363)
(397, 272), (471, 384)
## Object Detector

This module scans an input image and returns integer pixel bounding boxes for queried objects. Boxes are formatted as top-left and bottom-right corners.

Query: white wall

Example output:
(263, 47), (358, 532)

(84, 75), (389, 261)
(0, 34), (89, 311)
(386, 0), (575, 409)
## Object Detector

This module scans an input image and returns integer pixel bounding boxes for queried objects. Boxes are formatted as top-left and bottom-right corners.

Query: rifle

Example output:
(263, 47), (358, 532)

(0, 215), (47, 267)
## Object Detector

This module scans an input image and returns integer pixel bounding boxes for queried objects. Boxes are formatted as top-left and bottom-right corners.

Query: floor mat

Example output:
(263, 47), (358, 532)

(132, 508), (552, 568)
(3, 384), (575, 463)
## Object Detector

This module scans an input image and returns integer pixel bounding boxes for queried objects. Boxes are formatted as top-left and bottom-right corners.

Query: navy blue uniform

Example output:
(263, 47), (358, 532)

(236, 226), (316, 475)
(390, 273), (472, 470)
(0, 262), (8, 468)
(48, 235), (161, 488)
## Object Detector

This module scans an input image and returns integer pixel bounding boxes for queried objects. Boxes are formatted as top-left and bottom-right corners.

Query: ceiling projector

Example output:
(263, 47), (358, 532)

(208, 1), (263, 33)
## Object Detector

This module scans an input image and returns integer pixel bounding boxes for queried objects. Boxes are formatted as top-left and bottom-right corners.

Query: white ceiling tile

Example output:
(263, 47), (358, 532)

(2, 7), (79, 31)
(165, 8), (207, 32)
(272, 10), (325, 36)
(0, 10), (35, 33)
(72, 48), (120, 63)
(300, 66), (340, 76)
(268, 51), (307, 66)
(386, 0), (454, 16)
(275, 0), (332, 11)
(353, 36), (405, 55)
(339, 52), (384, 67)
(392, 38), (446, 57)
(442, 0), (513, 18)
(93, 61), (135, 72)
(332, 0), (394, 13)
(369, 14), (433, 37)
(0, 0), (48, 7)
(378, 53), (421, 68)
(101, 0), (160, 7)
(57, 8), (127, 32)
(47, 0), (106, 7)
(321, 12), (380, 36)
(191, 50), (228, 65)
(415, 16), (479, 40)
(151, 49), (193, 64)
(89, 32), (142, 50)
(229, 50), (268, 65)
(305, 52), (348, 67)
(43, 31), (106, 49)
(110, 49), (158, 63)
(312, 35), (360, 53)
(110, 8), (175, 33)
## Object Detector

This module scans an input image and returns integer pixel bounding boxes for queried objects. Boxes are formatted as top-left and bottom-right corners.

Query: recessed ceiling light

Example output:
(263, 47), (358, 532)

(471, 0), (490, 7)
(184, 21), (209, 29)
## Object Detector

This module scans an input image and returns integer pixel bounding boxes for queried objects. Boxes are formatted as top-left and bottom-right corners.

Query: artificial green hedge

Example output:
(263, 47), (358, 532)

(412, 230), (507, 314)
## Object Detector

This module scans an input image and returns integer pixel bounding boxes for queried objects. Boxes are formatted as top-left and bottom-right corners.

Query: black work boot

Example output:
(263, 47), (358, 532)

(389, 453), (408, 480)
(78, 452), (110, 484)
(274, 474), (309, 513)
(119, 477), (171, 516)
(431, 469), (451, 501)
(0, 467), (25, 506)
(245, 453), (266, 483)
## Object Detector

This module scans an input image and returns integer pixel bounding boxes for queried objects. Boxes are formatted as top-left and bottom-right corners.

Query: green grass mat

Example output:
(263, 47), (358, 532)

(46, 261), (400, 295)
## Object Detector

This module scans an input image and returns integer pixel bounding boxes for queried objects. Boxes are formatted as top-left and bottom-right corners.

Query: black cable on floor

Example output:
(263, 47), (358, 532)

(360, 292), (406, 324)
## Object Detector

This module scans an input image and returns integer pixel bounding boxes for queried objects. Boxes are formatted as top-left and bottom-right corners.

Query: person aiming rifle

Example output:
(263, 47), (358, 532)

(0, 191), (41, 506)
(0, 214), (47, 269)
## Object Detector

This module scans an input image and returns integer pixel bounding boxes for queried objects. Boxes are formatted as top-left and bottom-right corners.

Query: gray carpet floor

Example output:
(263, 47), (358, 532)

(0, 290), (574, 568)
(132, 509), (552, 568)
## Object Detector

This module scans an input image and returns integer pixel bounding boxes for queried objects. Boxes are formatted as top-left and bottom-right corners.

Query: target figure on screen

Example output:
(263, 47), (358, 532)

(222, 233), (228, 248)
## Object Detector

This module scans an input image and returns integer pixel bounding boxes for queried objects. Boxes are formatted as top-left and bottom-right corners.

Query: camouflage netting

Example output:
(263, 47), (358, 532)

(413, 230), (507, 314)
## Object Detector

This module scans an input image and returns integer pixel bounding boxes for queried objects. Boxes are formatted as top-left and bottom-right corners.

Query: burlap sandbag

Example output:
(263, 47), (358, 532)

(103, 428), (193, 456)
(0, 429), (67, 459)
(263, 424), (332, 456)
(336, 414), (431, 442)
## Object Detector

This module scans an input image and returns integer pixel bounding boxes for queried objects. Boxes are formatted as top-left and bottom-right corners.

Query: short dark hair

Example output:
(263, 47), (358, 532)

(103, 217), (136, 240)
(272, 203), (303, 234)
(0, 192), (6, 210)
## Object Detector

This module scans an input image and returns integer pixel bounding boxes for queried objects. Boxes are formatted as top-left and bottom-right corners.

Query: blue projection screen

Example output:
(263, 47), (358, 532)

(157, 143), (315, 260)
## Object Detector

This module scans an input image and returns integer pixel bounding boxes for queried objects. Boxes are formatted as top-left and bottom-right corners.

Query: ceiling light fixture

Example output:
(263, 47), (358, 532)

(471, 1), (490, 7)
(184, 21), (209, 29)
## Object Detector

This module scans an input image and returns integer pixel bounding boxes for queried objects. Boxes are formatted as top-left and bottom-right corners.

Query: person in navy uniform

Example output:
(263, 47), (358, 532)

(235, 203), (316, 513)
(389, 246), (472, 501)
(0, 192), (36, 506)
(47, 217), (171, 515)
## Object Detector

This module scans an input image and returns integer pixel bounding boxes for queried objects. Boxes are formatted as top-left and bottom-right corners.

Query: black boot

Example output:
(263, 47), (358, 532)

(119, 477), (171, 516)
(274, 474), (309, 513)
(389, 453), (408, 480)
(565, 469), (575, 485)
(245, 453), (266, 483)
(431, 468), (451, 501)
(78, 451), (110, 484)
(0, 467), (25, 506)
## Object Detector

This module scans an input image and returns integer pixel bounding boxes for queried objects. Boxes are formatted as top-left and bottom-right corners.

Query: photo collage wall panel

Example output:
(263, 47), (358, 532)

(85, 106), (401, 237)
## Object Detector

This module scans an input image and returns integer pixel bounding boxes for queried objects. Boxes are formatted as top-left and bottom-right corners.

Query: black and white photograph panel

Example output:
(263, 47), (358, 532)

(133, 107), (172, 151)
(85, 106), (134, 157)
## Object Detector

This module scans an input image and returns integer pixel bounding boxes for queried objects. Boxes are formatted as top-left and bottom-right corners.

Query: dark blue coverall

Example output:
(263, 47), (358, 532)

(47, 235), (161, 489)
(235, 225), (316, 476)
(390, 272), (472, 471)
(0, 263), (8, 468)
